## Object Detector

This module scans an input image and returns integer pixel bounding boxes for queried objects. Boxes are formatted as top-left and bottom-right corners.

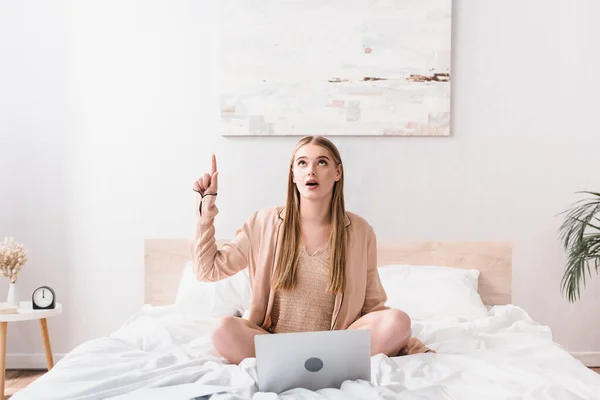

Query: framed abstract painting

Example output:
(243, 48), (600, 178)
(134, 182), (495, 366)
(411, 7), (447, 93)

(220, 0), (452, 137)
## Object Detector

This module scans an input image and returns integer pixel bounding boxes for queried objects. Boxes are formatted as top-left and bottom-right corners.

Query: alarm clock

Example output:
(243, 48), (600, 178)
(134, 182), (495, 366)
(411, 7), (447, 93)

(32, 286), (56, 310)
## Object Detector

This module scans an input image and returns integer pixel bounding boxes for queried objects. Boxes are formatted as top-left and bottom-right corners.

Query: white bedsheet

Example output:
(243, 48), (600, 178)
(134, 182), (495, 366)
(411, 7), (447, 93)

(12, 305), (600, 400)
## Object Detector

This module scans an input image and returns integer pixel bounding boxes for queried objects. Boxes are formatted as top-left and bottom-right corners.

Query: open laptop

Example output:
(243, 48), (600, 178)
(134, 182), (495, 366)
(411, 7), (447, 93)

(254, 329), (371, 394)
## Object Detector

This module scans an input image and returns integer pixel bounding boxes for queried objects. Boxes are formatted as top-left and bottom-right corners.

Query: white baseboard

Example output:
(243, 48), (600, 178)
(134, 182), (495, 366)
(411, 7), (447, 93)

(6, 354), (66, 369)
(571, 352), (600, 367)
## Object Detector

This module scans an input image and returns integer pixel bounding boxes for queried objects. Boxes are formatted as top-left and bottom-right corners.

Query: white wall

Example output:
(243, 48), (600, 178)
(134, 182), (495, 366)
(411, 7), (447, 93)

(1, 0), (600, 368)
(0, 2), (70, 367)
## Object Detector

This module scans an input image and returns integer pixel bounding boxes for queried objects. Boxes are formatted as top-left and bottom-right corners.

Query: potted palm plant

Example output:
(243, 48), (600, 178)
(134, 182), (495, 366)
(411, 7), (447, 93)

(559, 191), (600, 302)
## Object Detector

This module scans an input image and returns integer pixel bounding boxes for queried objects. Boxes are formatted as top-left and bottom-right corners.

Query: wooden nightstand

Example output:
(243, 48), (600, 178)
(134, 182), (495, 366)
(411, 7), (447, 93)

(0, 301), (62, 397)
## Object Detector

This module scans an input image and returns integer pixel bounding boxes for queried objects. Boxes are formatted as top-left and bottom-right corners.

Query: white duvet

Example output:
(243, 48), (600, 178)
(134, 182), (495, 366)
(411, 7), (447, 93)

(13, 304), (600, 400)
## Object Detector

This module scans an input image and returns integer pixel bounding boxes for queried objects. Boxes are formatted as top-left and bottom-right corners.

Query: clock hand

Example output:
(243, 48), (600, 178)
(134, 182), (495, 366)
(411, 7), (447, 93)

(43, 290), (45, 299)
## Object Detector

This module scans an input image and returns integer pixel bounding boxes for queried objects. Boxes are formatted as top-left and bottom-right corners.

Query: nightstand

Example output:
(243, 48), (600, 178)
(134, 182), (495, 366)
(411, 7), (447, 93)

(0, 301), (63, 397)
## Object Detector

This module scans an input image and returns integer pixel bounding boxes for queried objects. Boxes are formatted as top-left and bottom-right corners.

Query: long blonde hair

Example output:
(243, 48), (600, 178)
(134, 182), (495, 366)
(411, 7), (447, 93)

(272, 136), (347, 294)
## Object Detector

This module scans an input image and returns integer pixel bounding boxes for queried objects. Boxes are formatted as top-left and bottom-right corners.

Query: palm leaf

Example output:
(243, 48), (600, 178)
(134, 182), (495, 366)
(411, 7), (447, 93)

(558, 191), (600, 302)
(560, 233), (600, 302)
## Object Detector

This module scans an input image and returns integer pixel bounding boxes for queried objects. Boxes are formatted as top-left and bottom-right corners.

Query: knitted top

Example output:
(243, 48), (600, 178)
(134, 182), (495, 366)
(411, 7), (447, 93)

(269, 243), (335, 333)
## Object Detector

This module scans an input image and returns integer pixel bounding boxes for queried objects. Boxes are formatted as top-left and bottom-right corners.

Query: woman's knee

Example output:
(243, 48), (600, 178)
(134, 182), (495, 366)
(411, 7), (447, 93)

(382, 309), (411, 339)
(211, 315), (239, 347)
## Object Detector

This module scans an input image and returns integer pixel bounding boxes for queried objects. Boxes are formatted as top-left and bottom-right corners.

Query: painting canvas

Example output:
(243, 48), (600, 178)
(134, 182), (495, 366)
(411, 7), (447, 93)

(220, 0), (452, 136)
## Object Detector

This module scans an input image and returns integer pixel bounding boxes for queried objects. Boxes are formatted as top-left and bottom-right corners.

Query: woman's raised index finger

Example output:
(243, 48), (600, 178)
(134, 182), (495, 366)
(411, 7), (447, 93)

(211, 154), (217, 174)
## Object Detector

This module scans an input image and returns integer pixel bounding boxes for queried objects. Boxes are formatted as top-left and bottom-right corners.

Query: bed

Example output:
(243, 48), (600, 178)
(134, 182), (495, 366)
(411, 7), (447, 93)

(12, 240), (600, 399)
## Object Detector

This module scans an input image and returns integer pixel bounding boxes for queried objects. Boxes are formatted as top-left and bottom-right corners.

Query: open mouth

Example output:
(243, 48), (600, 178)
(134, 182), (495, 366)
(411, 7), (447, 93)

(306, 180), (319, 188)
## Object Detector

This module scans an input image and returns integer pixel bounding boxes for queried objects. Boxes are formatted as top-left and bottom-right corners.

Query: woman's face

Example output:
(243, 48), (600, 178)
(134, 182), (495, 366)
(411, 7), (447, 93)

(292, 143), (341, 200)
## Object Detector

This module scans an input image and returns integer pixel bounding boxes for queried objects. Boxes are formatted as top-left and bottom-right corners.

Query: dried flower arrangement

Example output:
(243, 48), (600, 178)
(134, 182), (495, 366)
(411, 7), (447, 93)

(0, 237), (28, 284)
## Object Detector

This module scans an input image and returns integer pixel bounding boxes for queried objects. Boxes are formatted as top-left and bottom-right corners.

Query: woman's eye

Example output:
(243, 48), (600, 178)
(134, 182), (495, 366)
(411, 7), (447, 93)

(298, 160), (306, 166)
(318, 160), (327, 166)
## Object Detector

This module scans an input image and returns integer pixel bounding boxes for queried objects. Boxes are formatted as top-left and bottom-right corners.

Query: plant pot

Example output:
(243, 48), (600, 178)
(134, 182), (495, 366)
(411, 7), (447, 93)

(6, 282), (19, 307)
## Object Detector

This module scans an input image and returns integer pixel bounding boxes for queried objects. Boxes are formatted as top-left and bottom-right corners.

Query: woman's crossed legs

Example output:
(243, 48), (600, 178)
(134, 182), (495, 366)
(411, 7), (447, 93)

(211, 309), (411, 364)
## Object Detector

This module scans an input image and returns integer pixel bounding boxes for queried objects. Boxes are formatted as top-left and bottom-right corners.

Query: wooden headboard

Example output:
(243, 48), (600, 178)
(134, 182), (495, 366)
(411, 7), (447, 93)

(144, 240), (512, 307)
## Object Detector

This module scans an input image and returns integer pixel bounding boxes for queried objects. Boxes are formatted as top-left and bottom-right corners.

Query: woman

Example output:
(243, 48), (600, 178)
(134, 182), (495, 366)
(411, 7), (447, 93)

(191, 136), (432, 364)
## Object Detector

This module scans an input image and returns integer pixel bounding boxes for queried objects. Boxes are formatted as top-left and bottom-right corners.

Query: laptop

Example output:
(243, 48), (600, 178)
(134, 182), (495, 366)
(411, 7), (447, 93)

(254, 329), (371, 393)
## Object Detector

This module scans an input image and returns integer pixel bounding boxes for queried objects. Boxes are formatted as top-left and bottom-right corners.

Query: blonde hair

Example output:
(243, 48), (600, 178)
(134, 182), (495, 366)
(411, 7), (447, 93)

(272, 136), (347, 293)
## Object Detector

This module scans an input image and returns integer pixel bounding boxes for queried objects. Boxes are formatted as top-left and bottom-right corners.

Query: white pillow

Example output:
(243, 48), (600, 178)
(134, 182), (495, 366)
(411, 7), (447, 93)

(377, 264), (488, 321)
(174, 261), (252, 318)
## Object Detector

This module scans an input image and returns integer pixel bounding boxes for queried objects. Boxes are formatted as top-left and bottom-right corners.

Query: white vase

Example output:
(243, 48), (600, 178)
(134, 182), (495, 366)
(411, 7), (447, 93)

(7, 282), (19, 307)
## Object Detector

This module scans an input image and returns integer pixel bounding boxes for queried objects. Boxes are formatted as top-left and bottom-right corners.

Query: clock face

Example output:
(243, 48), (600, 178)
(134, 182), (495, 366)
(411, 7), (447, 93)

(33, 287), (54, 308)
